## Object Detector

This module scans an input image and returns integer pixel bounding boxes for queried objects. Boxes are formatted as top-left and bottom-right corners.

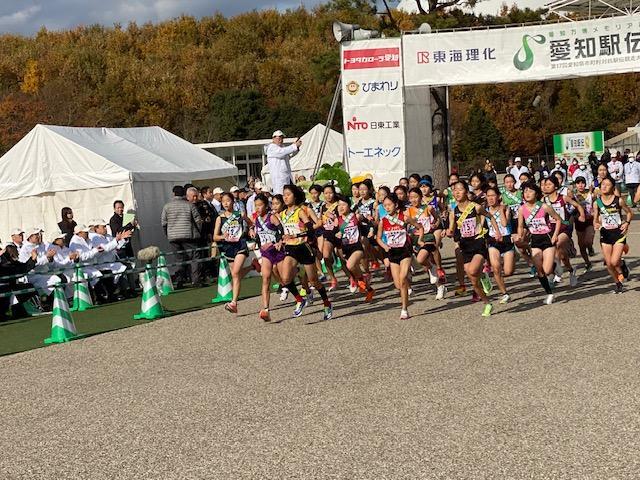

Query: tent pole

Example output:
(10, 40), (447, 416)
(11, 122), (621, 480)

(314, 73), (342, 178)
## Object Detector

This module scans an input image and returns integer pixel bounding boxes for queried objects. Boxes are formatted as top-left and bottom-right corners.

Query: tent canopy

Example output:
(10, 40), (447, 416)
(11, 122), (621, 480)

(261, 124), (344, 181)
(0, 125), (237, 201)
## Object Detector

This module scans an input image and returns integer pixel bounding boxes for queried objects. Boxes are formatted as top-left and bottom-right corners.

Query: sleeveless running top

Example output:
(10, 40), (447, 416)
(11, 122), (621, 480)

(453, 203), (485, 241)
(337, 213), (361, 246)
(500, 188), (522, 216)
(544, 194), (569, 224)
(574, 191), (593, 218)
(220, 212), (245, 243)
(485, 208), (511, 238)
(253, 212), (281, 249)
(408, 205), (436, 236)
(308, 201), (324, 219)
(381, 211), (409, 248)
(321, 202), (338, 232)
(596, 196), (623, 230)
(521, 202), (552, 235)
(280, 207), (306, 245)
(354, 198), (376, 220)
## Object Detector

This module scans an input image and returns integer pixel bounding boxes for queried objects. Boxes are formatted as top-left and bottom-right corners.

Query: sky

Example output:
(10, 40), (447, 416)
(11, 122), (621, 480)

(0, 0), (545, 36)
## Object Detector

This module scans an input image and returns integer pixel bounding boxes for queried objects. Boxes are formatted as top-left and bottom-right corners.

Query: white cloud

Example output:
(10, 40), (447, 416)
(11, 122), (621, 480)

(0, 5), (42, 28)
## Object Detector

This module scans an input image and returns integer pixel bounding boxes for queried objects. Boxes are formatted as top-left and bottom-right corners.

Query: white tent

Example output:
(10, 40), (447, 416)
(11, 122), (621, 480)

(261, 123), (344, 187)
(0, 125), (237, 251)
(605, 123), (640, 155)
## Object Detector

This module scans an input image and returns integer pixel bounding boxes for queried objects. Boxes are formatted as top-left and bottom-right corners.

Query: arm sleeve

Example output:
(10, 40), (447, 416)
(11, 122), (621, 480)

(191, 204), (203, 227)
(267, 143), (298, 159)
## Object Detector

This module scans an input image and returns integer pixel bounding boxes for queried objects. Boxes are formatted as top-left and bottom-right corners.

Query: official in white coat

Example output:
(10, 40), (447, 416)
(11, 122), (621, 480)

(266, 130), (302, 195)
(18, 228), (62, 296)
(88, 219), (132, 285)
(68, 224), (105, 286)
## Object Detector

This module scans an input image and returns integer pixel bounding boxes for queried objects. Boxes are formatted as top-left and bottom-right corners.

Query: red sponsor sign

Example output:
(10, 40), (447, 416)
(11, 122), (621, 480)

(343, 48), (400, 70)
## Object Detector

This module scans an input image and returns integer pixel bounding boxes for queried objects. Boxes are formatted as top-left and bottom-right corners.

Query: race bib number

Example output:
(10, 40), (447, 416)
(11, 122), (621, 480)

(224, 223), (242, 242)
(258, 230), (277, 245)
(602, 212), (621, 230)
(323, 215), (336, 230)
(460, 218), (477, 238)
(528, 217), (549, 235)
(386, 229), (407, 248)
(552, 204), (565, 220)
(342, 225), (359, 245)
(417, 215), (432, 232)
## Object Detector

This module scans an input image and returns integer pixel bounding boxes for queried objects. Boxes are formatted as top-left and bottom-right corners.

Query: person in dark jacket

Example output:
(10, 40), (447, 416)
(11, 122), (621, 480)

(58, 207), (77, 247)
(161, 186), (203, 288)
(0, 245), (40, 320)
(109, 200), (135, 260)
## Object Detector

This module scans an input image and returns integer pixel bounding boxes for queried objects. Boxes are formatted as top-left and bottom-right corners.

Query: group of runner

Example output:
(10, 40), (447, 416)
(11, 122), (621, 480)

(213, 169), (634, 321)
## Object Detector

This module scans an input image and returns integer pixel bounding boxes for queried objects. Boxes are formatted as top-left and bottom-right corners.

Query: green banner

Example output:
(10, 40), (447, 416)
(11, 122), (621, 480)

(553, 131), (604, 162)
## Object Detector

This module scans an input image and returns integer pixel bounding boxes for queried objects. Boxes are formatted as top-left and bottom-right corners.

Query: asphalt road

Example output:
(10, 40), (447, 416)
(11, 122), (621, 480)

(2, 231), (640, 479)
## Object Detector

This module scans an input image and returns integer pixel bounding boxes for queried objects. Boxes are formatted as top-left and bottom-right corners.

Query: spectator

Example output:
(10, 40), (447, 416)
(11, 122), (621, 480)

(266, 130), (301, 195)
(600, 147), (611, 164)
(571, 162), (594, 187)
(9, 229), (24, 249)
(246, 181), (266, 218)
(623, 153), (640, 208)
(68, 224), (107, 296)
(568, 158), (579, 177)
(18, 228), (62, 300)
(483, 159), (497, 181)
(212, 187), (224, 213)
(230, 186), (246, 214)
(198, 187), (219, 242)
(559, 158), (569, 172)
(89, 219), (133, 300)
(109, 200), (135, 260)
(536, 160), (550, 181)
(588, 151), (599, 176)
(505, 157), (514, 174)
(161, 185), (203, 288)
(0, 244), (39, 320)
(58, 207), (76, 247)
(607, 154), (624, 191)
(550, 160), (564, 177)
(238, 188), (250, 204)
(622, 149), (631, 165)
(509, 157), (529, 188)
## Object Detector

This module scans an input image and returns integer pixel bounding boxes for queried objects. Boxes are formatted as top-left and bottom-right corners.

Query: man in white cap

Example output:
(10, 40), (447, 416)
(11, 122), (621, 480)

(18, 228), (63, 297)
(88, 219), (134, 299)
(266, 130), (302, 195)
(508, 157), (530, 188)
(9, 229), (24, 249)
(229, 186), (246, 214)
(212, 187), (224, 213)
(245, 181), (265, 218)
(69, 224), (112, 301)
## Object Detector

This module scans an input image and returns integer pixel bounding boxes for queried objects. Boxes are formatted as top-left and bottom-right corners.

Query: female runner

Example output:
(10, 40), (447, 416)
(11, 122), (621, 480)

(335, 195), (375, 302)
(573, 176), (595, 271)
(518, 181), (562, 305)
(376, 193), (423, 319)
(446, 182), (502, 317)
(501, 174), (534, 276)
(213, 192), (253, 313)
(353, 179), (377, 274)
(542, 176), (585, 286)
(407, 187), (446, 300)
(419, 178), (446, 284)
(250, 193), (285, 321)
(279, 184), (333, 320)
(593, 176), (633, 293)
(485, 187), (515, 304)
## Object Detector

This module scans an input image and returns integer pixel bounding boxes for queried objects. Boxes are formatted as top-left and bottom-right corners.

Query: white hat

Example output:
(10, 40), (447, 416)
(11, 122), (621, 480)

(88, 218), (107, 227)
(51, 231), (66, 241)
(213, 187), (224, 195)
(254, 181), (264, 191)
(73, 224), (89, 235)
(272, 130), (285, 138)
(10, 228), (24, 236)
(514, 157), (522, 162)
(230, 186), (239, 193)
(26, 227), (43, 238)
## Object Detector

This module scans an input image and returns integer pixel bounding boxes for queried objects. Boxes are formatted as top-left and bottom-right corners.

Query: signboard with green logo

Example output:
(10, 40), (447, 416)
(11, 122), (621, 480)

(553, 131), (604, 162)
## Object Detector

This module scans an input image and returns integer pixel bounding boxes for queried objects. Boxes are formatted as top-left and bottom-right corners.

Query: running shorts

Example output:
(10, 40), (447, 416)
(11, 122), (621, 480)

(600, 228), (626, 245)
(284, 243), (316, 265)
(459, 237), (488, 264)
(530, 233), (553, 251)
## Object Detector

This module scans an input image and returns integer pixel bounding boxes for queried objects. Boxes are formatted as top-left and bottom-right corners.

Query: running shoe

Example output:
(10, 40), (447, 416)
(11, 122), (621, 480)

(293, 298), (307, 317)
(428, 266), (438, 284)
(328, 277), (338, 292)
(569, 270), (578, 287)
(529, 266), (537, 278)
(499, 294), (510, 304)
(587, 246), (595, 256)
(437, 268), (446, 283)
(584, 262), (593, 273)
(471, 291), (480, 303)
(454, 285), (467, 296)
(323, 304), (333, 320)
(435, 284), (447, 300)
(306, 288), (315, 306)
(480, 272), (493, 294)
(621, 260), (630, 280)
(280, 288), (289, 301)
(271, 283), (280, 292)
(365, 289), (375, 302)
(481, 303), (493, 317)
(349, 277), (358, 294)
(259, 309), (271, 322)
(357, 280), (368, 293)
(552, 275), (563, 284)
(400, 309), (409, 320)
(613, 282), (624, 294)
(554, 263), (563, 278)
(318, 274), (327, 283)
(224, 302), (237, 313)
(544, 294), (554, 305)
(371, 261), (380, 271)
(299, 288), (307, 297)
(408, 287), (413, 296)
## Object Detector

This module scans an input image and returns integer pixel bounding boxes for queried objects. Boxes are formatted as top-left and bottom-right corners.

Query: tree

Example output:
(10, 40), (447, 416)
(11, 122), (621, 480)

(414, 0), (482, 15)
(456, 105), (506, 167)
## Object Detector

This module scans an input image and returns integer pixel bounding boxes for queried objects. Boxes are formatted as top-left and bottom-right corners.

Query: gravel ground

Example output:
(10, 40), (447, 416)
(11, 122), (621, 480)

(2, 233), (640, 479)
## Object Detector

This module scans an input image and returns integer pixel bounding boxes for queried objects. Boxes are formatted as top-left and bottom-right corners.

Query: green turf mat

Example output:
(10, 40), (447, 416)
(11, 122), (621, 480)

(0, 277), (262, 357)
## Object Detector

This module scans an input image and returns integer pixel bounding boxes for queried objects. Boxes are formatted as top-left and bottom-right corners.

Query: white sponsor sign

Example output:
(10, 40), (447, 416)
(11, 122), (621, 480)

(403, 15), (640, 87)
(341, 38), (406, 184)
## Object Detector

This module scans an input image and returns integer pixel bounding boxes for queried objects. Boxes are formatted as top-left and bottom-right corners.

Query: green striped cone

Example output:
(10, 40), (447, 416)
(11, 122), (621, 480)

(133, 265), (165, 320)
(71, 265), (93, 312)
(44, 284), (79, 345)
(155, 255), (174, 296)
(321, 256), (343, 275)
(212, 257), (232, 304)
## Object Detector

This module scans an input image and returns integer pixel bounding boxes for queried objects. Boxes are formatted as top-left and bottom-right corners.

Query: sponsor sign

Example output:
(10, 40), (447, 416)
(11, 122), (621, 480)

(553, 131), (604, 161)
(403, 14), (640, 86)
(342, 47), (401, 70)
